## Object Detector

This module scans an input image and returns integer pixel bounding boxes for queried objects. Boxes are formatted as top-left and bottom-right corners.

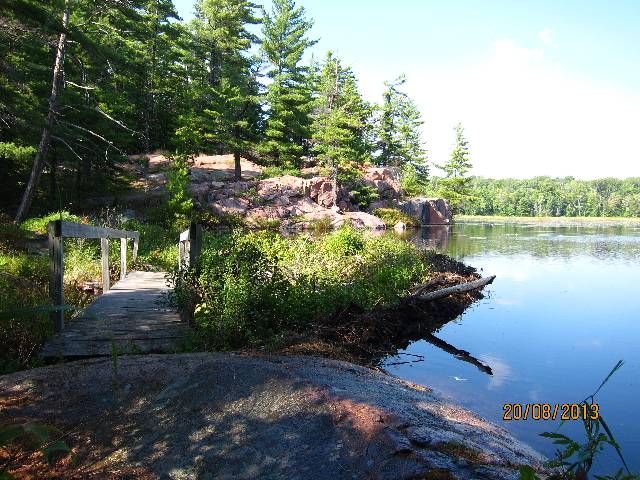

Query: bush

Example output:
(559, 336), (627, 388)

(373, 208), (420, 227)
(258, 165), (302, 179)
(21, 211), (85, 235)
(178, 226), (430, 350)
(166, 155), (194, 228)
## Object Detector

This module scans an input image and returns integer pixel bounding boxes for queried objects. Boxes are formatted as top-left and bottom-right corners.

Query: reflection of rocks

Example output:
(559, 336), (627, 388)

(400, 198), (452, 225)
(420, 225), (452, 250)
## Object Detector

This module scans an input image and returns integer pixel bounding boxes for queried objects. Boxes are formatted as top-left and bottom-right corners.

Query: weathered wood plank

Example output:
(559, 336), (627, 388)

(41, 271), (186, 359)
(101, 238), (110, 292)
(58, 220), (139, 240)
(48, 221), (64, 333)
(120, 238), (127, 280)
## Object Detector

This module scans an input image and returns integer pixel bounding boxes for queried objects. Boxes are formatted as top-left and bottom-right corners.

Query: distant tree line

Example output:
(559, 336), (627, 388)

(451, 177), (640, 217)
(1, 0), (430, 220)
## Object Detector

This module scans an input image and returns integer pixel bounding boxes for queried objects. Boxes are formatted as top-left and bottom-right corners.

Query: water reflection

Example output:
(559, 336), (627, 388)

(405, 222), (640, 262)
(385, 221), (640, 471)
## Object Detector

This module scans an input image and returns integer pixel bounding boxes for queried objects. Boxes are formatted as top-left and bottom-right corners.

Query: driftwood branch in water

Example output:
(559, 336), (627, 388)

(424, 333), (493, 375)
(412, 275), (496, 302)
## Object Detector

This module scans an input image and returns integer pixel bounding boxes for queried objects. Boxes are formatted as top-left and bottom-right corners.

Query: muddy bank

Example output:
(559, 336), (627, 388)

(275, 253), (486, 367)
(0, 354), (545, 479)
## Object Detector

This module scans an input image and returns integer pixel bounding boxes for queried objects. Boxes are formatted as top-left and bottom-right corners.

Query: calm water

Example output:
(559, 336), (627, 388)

(385, 222), (640, 471)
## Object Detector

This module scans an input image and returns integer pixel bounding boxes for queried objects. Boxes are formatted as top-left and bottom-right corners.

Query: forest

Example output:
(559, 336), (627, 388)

(1, 0), (431, 221)
(3, 0), (639, 220)
(457, 176), (640, 217)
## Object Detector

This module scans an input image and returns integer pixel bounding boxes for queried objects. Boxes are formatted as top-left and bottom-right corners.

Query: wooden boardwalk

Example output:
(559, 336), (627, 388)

(42, 271), (187, 359)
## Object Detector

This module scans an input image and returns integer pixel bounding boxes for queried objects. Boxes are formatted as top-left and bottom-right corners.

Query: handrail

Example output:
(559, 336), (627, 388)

(178, 222), (202, 270)
(48, 220), (140, 333)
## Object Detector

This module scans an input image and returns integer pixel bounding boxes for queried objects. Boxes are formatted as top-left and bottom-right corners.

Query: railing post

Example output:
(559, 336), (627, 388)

(188, 222), (202, 268)
(101, 238), (110, 292)
(120, 238), (127, 280)
(132, 235), (139, 263)
(48, 220), (64, 333)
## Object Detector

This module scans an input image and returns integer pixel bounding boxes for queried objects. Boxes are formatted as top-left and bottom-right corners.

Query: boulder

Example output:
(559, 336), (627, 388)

(394, 221), (407, 232)
(209, 197), (250, 215)
(344, 212), (386, 230)
(399, 198), (452, 225)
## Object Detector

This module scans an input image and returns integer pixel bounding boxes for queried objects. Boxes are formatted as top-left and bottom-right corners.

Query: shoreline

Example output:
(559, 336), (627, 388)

(455, 214), (640, 227)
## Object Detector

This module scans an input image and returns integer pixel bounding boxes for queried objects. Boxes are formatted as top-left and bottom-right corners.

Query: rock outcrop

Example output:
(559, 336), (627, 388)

(399, 198), (453, 225)
(0, 354), (546, 479)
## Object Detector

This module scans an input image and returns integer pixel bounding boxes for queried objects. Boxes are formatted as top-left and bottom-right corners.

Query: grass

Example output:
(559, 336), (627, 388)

(175, 225), (433, 350)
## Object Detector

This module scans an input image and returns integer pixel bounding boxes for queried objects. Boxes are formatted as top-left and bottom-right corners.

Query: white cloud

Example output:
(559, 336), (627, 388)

(538, 27), (554, 46)
(384, 37), (640, 179)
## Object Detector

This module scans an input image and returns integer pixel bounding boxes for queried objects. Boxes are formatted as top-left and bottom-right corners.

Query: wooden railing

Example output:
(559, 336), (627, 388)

(178, 222), (202, 270)
(48, 220), (140, 333)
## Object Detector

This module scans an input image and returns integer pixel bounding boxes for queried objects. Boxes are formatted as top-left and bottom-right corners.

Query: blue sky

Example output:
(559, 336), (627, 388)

(174, 0), (640, 179)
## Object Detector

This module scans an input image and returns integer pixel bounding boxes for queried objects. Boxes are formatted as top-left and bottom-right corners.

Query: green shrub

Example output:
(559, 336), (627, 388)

(373, 208), (420, 227)
(178, 226), (430, 350)
(21, 211), (84, 235)
(166, 155), (194, 228)
(258, 165), (302, 179)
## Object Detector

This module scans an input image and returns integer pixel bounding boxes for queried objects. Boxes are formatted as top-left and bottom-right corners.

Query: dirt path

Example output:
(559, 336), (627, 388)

(1, 354), (545, 479)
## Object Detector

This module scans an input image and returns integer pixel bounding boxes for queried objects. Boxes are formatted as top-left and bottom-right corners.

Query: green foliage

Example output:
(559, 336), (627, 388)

(373, 208), (420, 227)
(375, 76), (428, 179)
(258, 0), (317, 166)
(349, 183), (379, 208)
(166, 155), (194, 228)
(437, 123), (473, 212)
(258, 165), (302, 179)
(176, 227), (430, 349)
(0, 422), (71, 477)
(20, 211), (84, 235)
(459, 176), (640, 217)
(310, 52), (373, 170)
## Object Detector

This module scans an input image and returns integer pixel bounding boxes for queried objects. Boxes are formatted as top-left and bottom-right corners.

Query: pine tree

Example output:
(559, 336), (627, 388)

(259, 0), (317, 167)
(177, 0), (262, 179)
(438, 122), (473, 210)
(375, 75), (428, 190)
(310, 52), (372, 170)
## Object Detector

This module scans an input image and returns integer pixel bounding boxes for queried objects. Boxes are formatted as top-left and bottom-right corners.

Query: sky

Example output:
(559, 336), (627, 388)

(173, 0), (640, 179)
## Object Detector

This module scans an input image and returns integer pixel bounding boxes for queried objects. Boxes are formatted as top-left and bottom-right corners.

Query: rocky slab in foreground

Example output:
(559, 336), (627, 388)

(0, 354), (546, 479)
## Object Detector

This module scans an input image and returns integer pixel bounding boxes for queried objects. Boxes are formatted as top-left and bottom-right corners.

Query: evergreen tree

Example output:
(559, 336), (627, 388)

(438, 122), (473, 210)
(176, 0), (262, 179)
(375, 75), (428, 191)
(310, 52), (372, 170)
(259, 0), (317, 167)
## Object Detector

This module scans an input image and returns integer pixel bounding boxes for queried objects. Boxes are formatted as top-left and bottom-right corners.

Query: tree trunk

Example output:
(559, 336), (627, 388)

(234, 151), (241, 180)
(15, 0), (70, 222)
(412, 275), (495, 302)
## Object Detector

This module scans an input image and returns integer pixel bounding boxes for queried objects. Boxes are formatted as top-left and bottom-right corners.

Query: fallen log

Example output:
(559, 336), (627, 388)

(412, 275), (496, 302)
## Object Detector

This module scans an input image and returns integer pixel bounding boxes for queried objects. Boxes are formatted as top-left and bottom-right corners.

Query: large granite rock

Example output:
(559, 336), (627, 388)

(400, 198), (453, 225)
(0, 354), (547, 479)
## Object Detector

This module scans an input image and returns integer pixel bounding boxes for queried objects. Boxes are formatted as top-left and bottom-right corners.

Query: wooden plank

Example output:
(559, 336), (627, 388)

(120, 238), (127, 280)
(58, 220), (139, 240)
(101, 238), (110, 292)
(132, 237), (139, 263)
(41, 271), (186, 359)
(48, 221), (64, 333)
(189, 223), (202, 267)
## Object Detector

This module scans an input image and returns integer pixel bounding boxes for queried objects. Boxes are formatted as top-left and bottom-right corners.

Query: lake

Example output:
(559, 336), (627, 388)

(384, 221), (640, 472)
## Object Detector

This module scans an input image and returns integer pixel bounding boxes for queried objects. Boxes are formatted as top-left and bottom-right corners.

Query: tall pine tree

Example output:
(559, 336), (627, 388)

(176, 0), (262, 179)
(310, 52), (372, 170)
(437, 122), (472, 210)
(259, 0), (316, 167)
(375, 75), (428, 193)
